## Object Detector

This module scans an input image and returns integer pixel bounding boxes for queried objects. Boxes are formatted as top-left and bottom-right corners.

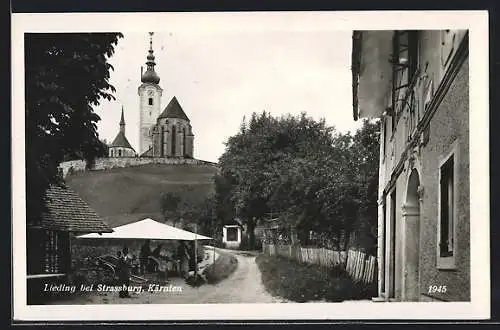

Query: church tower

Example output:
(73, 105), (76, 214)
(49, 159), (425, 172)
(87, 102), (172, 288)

(109, 106), (136, 158)
(138, 32), (163, 156)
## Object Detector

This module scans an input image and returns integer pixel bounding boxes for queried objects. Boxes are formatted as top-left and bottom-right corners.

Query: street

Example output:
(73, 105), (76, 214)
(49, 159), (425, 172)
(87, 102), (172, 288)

(46, 248), (289, 304)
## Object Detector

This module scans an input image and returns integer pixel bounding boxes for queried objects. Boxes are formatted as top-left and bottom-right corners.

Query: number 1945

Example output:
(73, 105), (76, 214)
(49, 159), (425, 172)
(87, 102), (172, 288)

(428, 285), (447, 294)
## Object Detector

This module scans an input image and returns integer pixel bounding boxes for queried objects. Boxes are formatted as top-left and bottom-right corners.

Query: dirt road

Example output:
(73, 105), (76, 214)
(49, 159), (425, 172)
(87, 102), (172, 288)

(187, 250), (288, 304)
(47, 249), (288, 304)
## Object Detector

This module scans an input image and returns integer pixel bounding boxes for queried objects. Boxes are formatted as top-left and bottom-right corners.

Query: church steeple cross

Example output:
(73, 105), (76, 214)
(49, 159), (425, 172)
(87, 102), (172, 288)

(146, 32), (156, 70)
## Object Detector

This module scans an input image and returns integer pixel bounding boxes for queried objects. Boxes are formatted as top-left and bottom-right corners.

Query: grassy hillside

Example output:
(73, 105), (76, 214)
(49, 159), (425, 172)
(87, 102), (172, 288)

(65, 163), (218, 227)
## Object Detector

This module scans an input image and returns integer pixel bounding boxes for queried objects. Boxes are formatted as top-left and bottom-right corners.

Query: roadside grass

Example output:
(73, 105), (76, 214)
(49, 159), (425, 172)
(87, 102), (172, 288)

(256, 254), (377, 303)
(202, 251), (239, 285)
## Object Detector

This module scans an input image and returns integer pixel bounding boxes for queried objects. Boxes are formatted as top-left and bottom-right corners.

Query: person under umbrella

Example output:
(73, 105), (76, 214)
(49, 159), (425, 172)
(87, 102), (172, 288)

(139, 240), (151, 274)
(177, 241), (190, 278)
(116, 250), (131, 298)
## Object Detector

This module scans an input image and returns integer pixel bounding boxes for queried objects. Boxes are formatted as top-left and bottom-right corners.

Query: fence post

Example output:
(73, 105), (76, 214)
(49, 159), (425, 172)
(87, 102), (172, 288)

(358, 251), (364, 281)
(354, 251), (360, 281)
(363, 259), (369, 283)
(345, 250), (350, 274)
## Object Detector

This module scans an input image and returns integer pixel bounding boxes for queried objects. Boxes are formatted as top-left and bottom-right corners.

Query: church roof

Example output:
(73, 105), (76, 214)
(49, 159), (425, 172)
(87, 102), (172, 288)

(140, 146), (154, 157)
(141, 68), (160, 84)
(158, 96), (190, 121)
(141, 33), (160, 84)
(119, 107), (125, 125)
(110, 131), (134, 150)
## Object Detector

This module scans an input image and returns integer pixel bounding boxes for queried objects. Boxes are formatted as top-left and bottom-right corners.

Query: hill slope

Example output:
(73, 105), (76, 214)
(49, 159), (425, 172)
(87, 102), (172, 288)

(65, 163), (218, 227)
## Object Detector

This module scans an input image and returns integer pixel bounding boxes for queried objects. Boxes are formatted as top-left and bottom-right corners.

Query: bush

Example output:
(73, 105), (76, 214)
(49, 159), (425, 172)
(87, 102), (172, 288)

(238, 234), (263, 251)
(203, 251), (238, 284)
(256, 254), (376, 302)
(238, 234), (249, 250)
(254, 238), (263, 251)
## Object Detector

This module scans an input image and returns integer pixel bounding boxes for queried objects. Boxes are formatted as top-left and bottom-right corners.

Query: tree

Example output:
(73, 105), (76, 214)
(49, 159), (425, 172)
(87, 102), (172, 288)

(160, 192), (181, 226)
(25, 33), (123, 224)
(217, 111), (336, 249)
(216, 111), (380, 251)
(181, 195), (218, 238)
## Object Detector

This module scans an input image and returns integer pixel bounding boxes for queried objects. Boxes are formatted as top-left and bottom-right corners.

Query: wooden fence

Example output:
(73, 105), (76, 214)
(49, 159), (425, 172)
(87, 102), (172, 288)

(262, 243), (377, 284)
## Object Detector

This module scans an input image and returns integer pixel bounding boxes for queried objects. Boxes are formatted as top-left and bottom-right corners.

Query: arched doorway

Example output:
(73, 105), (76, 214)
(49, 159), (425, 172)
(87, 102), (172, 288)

(402, 168), (421, 301)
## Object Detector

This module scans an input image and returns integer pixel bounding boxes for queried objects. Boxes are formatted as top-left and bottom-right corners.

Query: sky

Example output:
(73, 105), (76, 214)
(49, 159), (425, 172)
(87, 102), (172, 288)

(95, 30), (362, 163)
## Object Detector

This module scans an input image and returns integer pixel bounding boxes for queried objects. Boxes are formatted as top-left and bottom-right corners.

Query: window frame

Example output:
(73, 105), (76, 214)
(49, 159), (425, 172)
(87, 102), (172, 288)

(148, 97), (153, 106)
(27, 229), (68, 275)
(437, 139), (459, 270)
(390, 30), (420, 136)
(381, 116), (387, 162)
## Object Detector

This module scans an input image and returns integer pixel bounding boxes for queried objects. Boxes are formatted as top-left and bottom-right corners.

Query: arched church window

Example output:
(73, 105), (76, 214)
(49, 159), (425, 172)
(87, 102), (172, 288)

(171, 125), (176, 156)
(183, 127), (186, 156)
(148, 98), (153, 106)
(160, 127), (165, 157)
(119, 149), (122, 157)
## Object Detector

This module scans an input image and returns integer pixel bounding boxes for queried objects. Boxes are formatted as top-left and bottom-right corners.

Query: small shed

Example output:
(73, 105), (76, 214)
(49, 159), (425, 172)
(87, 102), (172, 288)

(27, 184), (112, 304)
(27, 185), (113, 277)
(222, 218), (243, 249)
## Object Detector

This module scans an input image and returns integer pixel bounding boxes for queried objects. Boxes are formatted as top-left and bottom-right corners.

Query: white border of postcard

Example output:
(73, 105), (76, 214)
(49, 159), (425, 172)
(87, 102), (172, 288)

(12, 10), (490, 321)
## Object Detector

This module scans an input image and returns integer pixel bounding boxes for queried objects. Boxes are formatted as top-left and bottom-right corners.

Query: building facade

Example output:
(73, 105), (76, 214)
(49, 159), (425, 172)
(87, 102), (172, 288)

(351, 30), (469, 301)
(138, 32), (195, 158)
(109, 107), (136, 158)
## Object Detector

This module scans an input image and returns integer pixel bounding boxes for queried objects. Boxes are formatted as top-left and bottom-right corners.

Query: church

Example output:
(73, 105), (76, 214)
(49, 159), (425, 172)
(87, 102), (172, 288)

(109, 32), (195, 159)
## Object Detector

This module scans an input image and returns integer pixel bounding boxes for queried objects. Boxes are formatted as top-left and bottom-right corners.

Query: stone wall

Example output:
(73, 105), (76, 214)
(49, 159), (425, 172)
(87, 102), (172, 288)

(59, 159), (87, 178)
(417, 56), (469, 302)
(59, 157), (219, 179)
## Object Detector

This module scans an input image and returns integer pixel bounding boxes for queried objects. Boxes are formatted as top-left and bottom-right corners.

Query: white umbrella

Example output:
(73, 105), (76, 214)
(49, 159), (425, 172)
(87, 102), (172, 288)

(76, 218), (212, 241)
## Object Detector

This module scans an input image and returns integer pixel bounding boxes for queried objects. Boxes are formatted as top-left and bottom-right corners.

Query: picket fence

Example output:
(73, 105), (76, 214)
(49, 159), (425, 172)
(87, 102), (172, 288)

(262, 243), (377, 284)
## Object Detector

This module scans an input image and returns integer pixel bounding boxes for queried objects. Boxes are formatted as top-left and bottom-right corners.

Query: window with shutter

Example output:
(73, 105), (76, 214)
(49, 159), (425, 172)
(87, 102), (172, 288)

(437, 141), (458, 269)
(439, 157), (454, 258)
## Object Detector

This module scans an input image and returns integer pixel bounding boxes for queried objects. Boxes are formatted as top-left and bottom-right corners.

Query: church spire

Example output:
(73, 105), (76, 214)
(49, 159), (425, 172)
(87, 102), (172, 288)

(119, 106), (125, 134)
(141, 32), (160, 84)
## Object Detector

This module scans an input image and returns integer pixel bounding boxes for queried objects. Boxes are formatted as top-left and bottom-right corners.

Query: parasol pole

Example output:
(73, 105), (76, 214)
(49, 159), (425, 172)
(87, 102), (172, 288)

(213, 227), (216, 268)
(194, 223), (198, 278)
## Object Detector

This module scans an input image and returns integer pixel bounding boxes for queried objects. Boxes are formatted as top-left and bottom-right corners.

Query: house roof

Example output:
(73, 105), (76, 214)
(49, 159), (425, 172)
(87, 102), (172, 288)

(36, 185), (113, 233)
(158, 96), (190, 121)
(110, 131), (134, 150)
(223, 218), (244, 227)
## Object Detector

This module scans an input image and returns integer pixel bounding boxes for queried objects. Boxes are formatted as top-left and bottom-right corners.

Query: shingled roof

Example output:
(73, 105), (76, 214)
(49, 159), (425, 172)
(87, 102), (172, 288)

(110, 131), (134, 150)
(36, 185), (113, 233)
(158, 96), (190, 121)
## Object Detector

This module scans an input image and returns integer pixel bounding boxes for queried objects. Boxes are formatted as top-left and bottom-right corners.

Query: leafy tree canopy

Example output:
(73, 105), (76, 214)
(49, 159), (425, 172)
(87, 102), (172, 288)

(25, 33), (123, 224)
(215, 110), (380, 249)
